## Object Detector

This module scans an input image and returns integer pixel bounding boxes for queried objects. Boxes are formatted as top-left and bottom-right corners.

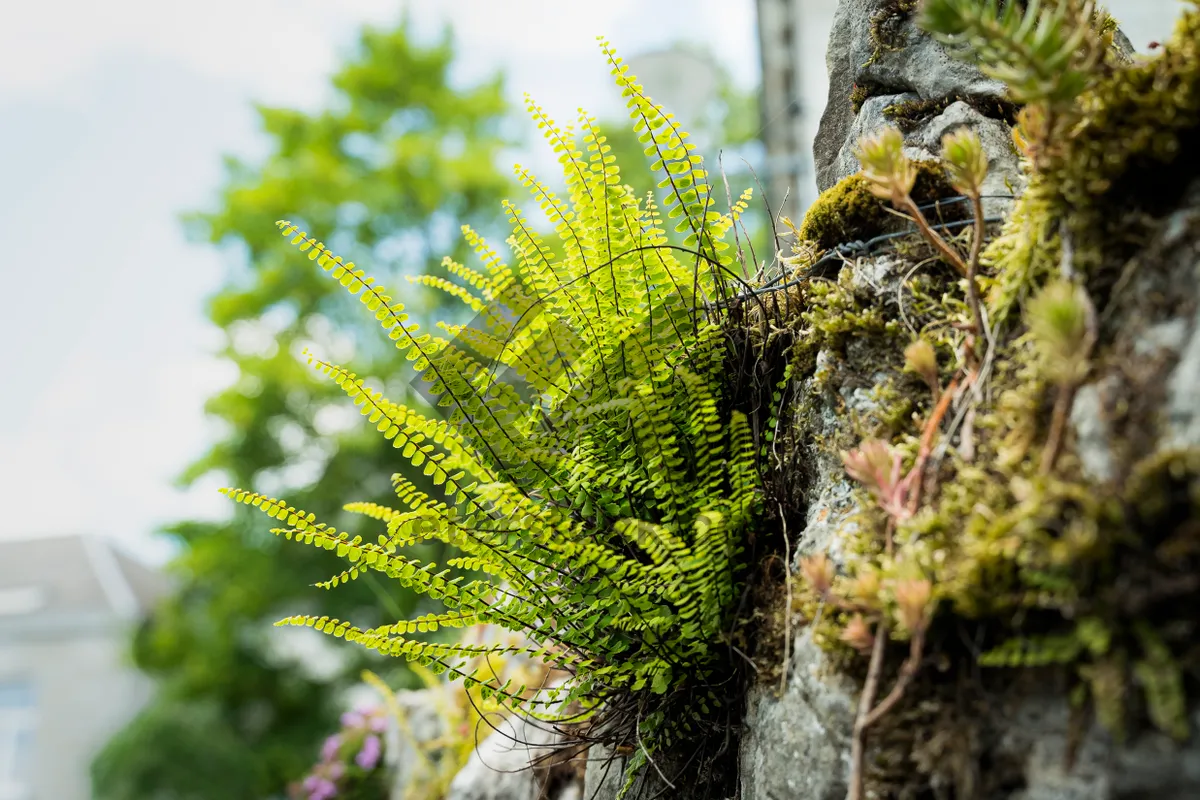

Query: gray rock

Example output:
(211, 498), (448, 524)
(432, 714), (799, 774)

(827, 92), (917, 190)
(1166, 306), (1200, 448)
(912, 101), (1023, 214)
(387, 689), (448, 799)
(830, 97), (1021, 218)
(1135, 318), (1189, 358)
(996, 695), (1200, 800)
(792, 469), (858, 572)
(812, 0), (864, 193)
(1070, 377), (1121, 484)
(814, 0), (1009, 192)
(582, 746), (631, 800)
(740, 633), (857, 800)
(581, 744), (673, 800)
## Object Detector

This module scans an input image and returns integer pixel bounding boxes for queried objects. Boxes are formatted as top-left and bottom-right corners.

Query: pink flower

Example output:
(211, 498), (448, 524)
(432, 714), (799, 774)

(339, 710), (365, 729)
(305, 777), (337, 800)
(319, 734), (341, 762)
(355, 734), (382, 770)
(302, 767), (340, 800)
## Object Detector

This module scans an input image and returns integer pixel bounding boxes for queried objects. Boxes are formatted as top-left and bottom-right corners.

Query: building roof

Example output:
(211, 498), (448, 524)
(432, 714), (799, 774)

(0, 535), (169, 623)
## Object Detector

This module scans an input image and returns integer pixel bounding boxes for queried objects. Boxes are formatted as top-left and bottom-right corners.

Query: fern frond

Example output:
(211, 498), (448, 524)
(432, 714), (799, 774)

(243, 43), (764, 793)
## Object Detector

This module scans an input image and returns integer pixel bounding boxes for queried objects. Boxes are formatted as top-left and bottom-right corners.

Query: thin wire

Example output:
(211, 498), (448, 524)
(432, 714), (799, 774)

(737, 215), (1006, 300)
(746, 193), (1016, 295)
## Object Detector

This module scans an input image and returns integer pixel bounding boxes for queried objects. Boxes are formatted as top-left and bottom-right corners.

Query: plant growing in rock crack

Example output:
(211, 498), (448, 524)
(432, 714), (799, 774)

(1026, 278), (1095, 473)
(855, 123), (988, 337)
(776, 6), (1200, 799)
(221, 39), (760, 798)
(810, 337), (955, 800)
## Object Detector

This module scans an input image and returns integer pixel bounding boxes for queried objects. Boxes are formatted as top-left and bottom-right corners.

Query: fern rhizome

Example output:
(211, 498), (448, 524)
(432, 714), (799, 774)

(223, 40), (760, 795)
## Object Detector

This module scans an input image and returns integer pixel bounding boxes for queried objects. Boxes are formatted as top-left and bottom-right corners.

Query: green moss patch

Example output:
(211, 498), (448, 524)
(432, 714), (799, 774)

(884, 93), (1020, 130)
(798, 163), (964, 252)
(1051, 10), (1200, 218)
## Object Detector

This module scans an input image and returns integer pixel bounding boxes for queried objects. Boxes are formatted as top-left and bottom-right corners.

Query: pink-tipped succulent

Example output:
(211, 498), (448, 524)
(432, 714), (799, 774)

(894, 578), (934, 635)
(799, 553), (835, 599)
(840, 614), (877, 655)
(842, 439), (915, 521)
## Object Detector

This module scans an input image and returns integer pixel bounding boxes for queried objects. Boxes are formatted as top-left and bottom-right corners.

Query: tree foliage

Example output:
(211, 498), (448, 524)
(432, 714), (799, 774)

(93, 20), (512, 800)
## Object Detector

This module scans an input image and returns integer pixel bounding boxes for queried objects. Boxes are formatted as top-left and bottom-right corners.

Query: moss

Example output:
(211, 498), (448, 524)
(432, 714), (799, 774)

(850, 79), (892, 114)
(865, 0), (920, 68)
(884, 93), (1020, 130)
(849, 83), (871, 114)
(867, 380), (917, 434)
(979, 180), (1060, 323)
(1054, 10), (1200, 217)
(797, 162), (962, 252)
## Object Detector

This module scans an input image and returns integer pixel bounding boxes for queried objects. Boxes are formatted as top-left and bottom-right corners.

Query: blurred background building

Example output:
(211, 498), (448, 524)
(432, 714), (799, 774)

(0, 537), (166, 800)
(755, 0), (837, 224)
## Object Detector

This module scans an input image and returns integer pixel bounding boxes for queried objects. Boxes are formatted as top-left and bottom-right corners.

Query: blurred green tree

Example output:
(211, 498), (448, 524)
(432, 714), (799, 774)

(92, 20), (512, 800)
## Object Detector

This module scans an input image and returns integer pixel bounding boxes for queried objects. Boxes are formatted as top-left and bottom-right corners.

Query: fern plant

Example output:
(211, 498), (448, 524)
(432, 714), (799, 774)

(223, 39), (758, 793)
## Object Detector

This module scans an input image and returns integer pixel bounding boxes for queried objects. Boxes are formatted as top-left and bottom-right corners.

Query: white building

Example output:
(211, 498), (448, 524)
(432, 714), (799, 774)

(0, 536), (167, 800)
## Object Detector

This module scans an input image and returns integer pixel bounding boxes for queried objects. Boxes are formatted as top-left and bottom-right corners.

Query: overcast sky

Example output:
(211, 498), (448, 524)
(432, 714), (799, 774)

(0, 1), (1182, 565)
(0, 0), (761, 564)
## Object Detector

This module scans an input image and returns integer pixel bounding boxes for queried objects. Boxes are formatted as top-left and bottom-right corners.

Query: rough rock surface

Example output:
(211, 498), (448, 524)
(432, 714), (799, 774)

(582, 746), (660, 800)
(739, 202), (1200, 796)
(813, 0), (1010, 193)
(740, 633), (857, 800)
(1071, 183), (1200, 461)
